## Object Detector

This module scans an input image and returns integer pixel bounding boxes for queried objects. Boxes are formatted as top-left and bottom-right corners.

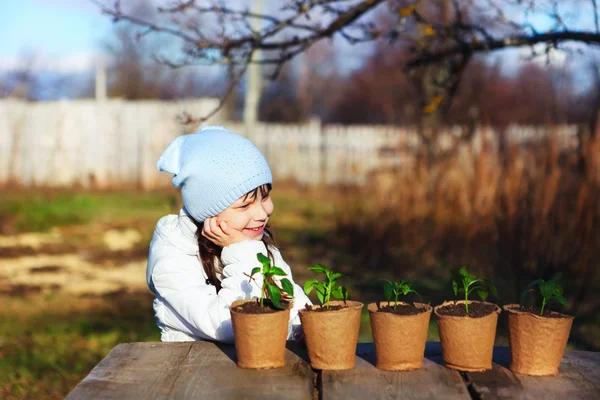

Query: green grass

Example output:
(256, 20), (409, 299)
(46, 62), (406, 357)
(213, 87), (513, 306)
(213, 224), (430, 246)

(0, 291), (159, 399)
(0, 191), (179, 233)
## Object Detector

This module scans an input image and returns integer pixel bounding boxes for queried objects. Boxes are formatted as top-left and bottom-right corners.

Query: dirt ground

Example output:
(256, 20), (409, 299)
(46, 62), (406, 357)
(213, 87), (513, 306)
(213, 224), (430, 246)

(0, 229), (149, 297)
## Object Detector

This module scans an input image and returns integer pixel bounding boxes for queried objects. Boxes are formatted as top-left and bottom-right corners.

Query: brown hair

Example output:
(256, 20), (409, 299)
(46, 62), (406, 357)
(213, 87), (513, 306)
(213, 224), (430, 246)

(192, 184), (275, 292)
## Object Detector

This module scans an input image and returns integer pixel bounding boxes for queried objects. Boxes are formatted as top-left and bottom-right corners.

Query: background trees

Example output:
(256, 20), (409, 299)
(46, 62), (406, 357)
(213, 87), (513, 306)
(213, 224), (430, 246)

(93, 0), (599, 127)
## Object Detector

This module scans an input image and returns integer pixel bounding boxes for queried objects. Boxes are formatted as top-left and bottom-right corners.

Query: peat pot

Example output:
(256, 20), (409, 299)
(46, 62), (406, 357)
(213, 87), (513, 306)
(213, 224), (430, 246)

(230, 299), (290, 369)
(434, 300), (501, 371)
(504, 304), (574, 376)
(299, 301), (364, 370)
(368, 301), (432, 371)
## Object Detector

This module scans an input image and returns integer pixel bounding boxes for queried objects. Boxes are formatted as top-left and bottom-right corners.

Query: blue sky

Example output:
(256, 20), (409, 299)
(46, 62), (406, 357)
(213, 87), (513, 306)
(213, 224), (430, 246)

(0, 0), (112, 71)
(0, 0), (596, 90)
(0, 0), (372, 74)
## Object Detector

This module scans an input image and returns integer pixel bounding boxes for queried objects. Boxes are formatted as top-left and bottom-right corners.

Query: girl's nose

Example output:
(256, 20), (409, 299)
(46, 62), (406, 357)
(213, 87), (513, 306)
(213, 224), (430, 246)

(253, 202), (268, 221)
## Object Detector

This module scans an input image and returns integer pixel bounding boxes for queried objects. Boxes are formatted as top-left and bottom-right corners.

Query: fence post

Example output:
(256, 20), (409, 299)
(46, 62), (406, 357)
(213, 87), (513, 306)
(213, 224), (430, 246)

(95, 57), (107, 102)
(314, 118), (325, 185)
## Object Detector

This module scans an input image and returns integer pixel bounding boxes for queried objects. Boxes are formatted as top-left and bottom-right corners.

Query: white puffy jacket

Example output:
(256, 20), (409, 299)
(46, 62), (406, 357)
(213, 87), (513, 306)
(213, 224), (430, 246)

(146, 208), (312, 343)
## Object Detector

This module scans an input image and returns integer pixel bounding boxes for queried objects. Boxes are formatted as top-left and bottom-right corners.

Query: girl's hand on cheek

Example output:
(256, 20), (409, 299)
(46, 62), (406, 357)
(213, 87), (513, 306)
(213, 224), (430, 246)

(202, 217), (247, 247)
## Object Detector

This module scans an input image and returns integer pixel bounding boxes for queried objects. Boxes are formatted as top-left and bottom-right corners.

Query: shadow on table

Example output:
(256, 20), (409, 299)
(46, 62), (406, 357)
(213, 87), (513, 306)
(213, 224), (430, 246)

(354, 343), (447, 368)
(356, 343), (377, 367)
(423, 341), (446, 367)
(357, 341), (512, 369)
(212, 341), (314, 366)
(355, 341), (452, 368)
(491, 346), (510, 369)
(214, 342), (238, 364)
(286, 341), (311, 364)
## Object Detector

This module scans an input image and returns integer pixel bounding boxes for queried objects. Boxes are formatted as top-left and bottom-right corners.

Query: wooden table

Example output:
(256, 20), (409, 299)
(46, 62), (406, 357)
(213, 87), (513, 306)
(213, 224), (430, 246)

(66, 341), (599, 399)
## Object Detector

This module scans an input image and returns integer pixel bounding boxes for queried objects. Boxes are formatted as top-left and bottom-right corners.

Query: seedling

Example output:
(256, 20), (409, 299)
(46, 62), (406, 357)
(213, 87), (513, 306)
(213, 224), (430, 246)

(248, 253), (294, 309)
(303, 264), (348, 309)
(383, 279), (423, 311)
(453, 267), (498, 314)
(520, 273), (568, 316)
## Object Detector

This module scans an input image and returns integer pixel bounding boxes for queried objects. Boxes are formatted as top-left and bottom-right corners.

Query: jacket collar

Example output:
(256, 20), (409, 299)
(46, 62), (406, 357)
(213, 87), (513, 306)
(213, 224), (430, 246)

(178, 207), (198, 241)
(153, 207), (199, 256)
(174, 207), (200, 255)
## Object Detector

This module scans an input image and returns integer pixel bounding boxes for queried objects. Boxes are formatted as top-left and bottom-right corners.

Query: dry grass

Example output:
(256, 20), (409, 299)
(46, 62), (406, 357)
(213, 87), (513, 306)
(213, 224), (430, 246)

(335, 135), (600, 350)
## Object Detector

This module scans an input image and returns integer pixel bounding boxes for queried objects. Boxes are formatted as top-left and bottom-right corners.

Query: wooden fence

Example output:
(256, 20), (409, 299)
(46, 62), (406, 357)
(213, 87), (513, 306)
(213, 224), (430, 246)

(0, 99), (581, 188)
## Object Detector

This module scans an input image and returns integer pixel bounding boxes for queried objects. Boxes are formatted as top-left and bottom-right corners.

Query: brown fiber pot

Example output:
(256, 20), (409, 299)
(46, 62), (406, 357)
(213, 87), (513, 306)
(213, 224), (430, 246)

(368, 302), (432, 371)
(434, 300), (501, 371)
(298, 301), (364, 370)
(230, 299), (290, 369)
(503, 304), (573, 376)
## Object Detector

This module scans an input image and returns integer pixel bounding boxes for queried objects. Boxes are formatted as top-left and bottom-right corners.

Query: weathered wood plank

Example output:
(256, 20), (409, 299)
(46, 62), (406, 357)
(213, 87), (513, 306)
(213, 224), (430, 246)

(562, 350), (600, 385)
(465, 347), (600, 400)
(66, 341), (600, 400)
(65, 342), (194, 400)
(65, 341), (314, 400)
(164, 342), (314, 399)
(320, 343), (471, 400)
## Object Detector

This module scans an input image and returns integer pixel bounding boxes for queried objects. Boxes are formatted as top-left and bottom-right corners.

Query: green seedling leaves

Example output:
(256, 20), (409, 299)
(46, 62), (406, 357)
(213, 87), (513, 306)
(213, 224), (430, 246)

(269, 266), (288, 277)
(459, 266), (470, 278)
(308, 264), (328, 274)
(484, 278), (498, 299)
(520, 273), (569, 315)
(384, 281), (395, 302)
(303, 279), (319, 295)
(249, 253), (295, 309)
(280, 278), (294, 298)
(315, 287), (326, 305)
(304, 264), (348, 309)
(452, 267), (497, 314)
(267, 282), (281, 308)
(331, 286), (348, 301)
(257, 252), (270, 267)
(477, 289), (488, 302)
(539, 281), (555, 300)
(382, 279), (422, 311)
(554, 294), (569, 308)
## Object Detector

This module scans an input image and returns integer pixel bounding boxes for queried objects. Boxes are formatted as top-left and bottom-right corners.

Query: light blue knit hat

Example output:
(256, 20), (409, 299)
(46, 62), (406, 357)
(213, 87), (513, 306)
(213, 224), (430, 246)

(157, 126), (272, 222)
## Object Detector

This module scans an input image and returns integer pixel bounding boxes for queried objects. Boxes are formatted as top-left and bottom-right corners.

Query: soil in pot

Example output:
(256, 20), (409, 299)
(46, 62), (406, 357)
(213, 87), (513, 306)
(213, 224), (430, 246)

(504, 304), (574, 376)
(230, 299), (290, 370)
(436, 302), (498, 318)
(434, 300), (501, 372)
(376, 302), (428, 316)
(369, 302), (432, 371)
(303, 304), (344, 312)
(231, 299), (290, 314)
(299, 300), (363, 370)
(517, 305), (570, 318)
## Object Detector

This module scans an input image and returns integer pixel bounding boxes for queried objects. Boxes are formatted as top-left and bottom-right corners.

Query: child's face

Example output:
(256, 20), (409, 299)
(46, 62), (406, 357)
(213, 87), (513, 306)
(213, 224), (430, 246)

(217, 186), (274, 241)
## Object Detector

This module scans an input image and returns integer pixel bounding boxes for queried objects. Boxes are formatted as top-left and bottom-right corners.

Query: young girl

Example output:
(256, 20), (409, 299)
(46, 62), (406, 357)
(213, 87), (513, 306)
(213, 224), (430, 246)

(146, 125), (311, 343)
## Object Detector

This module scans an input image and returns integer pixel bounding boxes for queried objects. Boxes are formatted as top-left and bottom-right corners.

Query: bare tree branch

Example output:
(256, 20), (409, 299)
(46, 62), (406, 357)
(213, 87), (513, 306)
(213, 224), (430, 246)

(93, 0), (599, 121)
(407, 31), (600, 68)
(179, 59), (250, 125)
(592, 0), (600, 34)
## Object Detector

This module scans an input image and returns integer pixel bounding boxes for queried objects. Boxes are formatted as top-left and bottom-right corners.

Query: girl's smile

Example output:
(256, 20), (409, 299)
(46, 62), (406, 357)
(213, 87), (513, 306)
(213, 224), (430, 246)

(244, 224), (265, 237)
